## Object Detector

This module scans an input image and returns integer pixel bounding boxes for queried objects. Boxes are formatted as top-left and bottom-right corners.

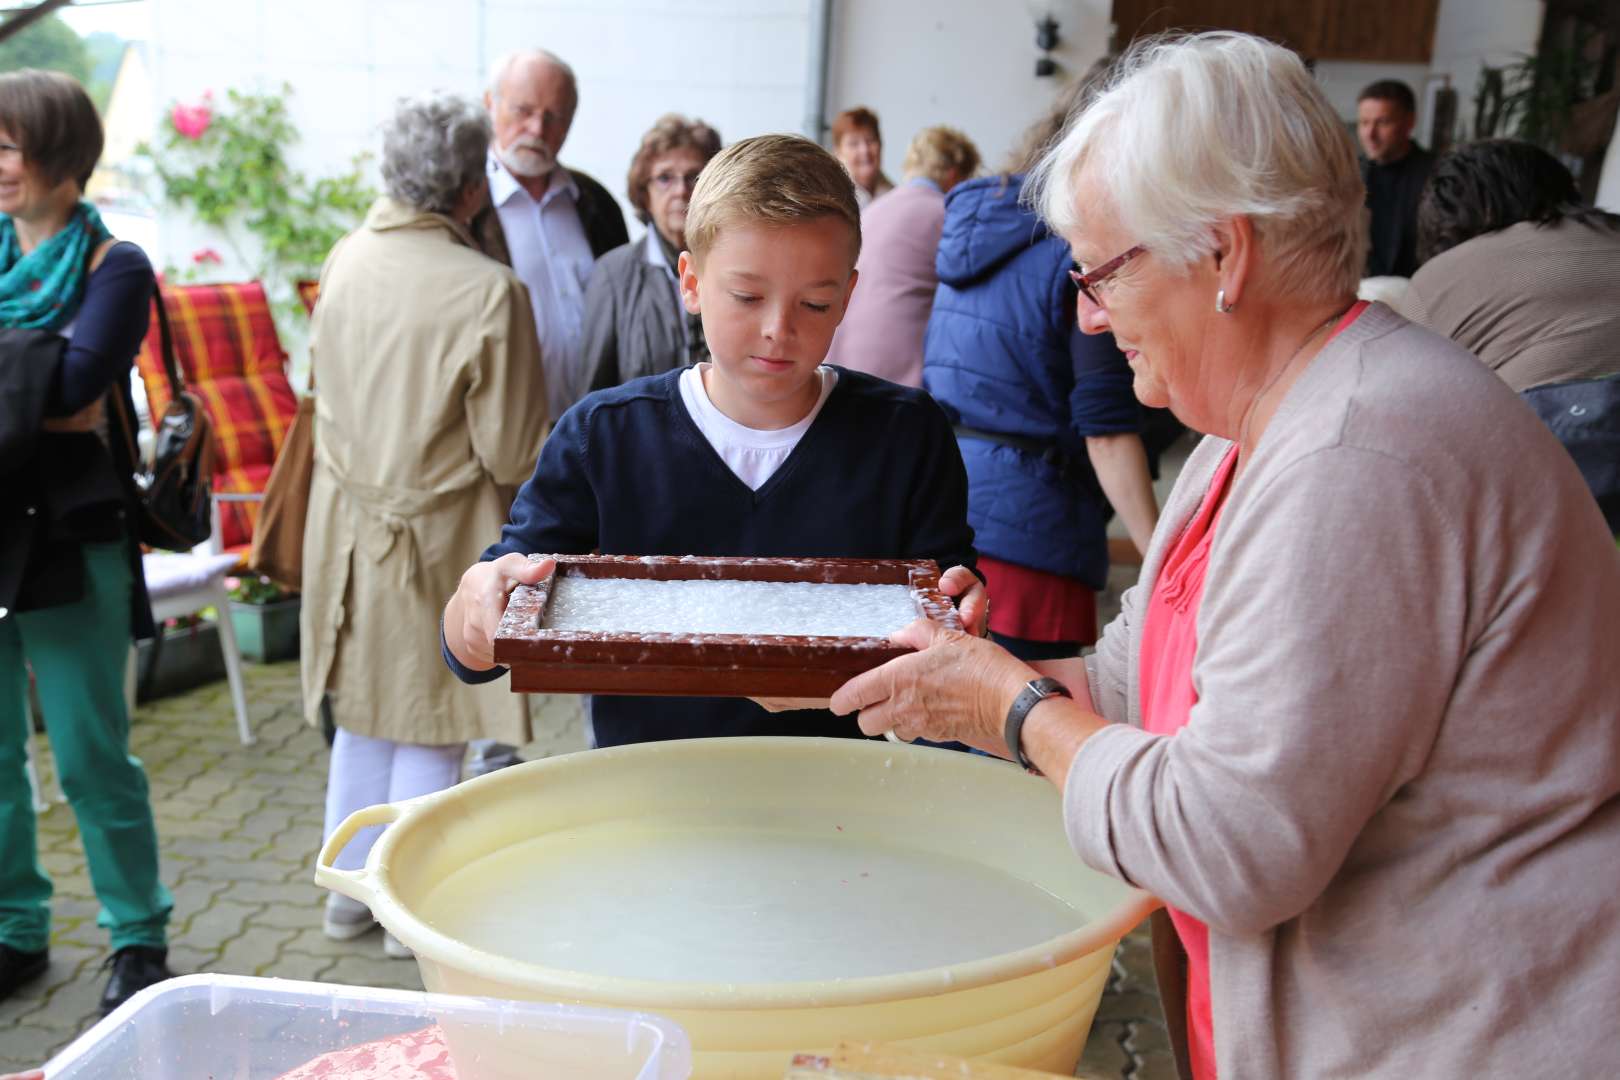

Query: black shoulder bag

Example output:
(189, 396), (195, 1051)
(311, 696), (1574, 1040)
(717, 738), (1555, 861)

(109, 286), (215, 551)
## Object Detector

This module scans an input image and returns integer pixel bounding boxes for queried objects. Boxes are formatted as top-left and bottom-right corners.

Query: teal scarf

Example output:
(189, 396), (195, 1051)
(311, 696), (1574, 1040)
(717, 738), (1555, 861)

(0, 201), (113, 330)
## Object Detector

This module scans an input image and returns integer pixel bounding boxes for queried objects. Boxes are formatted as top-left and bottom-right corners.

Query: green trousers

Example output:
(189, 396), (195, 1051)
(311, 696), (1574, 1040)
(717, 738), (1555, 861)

(1, 541), (171, 953)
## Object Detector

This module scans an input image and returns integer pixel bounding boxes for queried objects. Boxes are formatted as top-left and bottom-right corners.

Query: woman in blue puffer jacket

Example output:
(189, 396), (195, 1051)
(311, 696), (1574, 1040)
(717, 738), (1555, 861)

(923, 99), (1160, 660)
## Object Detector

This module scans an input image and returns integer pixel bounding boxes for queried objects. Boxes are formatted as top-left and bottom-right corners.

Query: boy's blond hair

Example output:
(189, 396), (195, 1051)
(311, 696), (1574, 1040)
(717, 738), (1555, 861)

(684, 134), (861, 264)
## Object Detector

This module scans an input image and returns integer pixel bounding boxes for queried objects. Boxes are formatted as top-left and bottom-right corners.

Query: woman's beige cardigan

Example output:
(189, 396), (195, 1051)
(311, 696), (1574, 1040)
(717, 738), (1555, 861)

(1072, 303), (1620, 1077)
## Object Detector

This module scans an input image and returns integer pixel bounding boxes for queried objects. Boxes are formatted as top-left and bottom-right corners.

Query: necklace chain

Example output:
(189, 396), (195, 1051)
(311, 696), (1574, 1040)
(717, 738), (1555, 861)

(1237, 304), (1353, 452)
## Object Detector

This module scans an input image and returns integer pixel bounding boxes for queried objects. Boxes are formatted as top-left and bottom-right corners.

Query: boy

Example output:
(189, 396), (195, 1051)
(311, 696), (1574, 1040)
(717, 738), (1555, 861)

(442, 134), (976, 746)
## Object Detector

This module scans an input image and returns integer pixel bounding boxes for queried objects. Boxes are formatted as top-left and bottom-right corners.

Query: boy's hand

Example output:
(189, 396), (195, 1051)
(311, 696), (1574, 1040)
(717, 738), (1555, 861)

(938, 565), (990, 638)
(444, 554), (554, 670)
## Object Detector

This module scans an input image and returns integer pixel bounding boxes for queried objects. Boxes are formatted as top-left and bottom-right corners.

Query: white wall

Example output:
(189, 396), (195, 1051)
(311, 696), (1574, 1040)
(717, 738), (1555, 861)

(480, 0), (815, 215)
(1314, 60), (1431, 126)
(1312, 0), (1544, 147)
(1598, 111), (1620, 212)
(147, 0), (824, 377)
(146, 0), (819, 274)
(826, 0), (1113, 178)
(1427, 0), (1546, 140)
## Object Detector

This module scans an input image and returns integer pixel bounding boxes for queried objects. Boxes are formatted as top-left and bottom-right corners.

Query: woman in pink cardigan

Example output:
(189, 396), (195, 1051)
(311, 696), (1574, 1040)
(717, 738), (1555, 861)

(825, 125), (979, 387)
(834, 32), (1620, 1080)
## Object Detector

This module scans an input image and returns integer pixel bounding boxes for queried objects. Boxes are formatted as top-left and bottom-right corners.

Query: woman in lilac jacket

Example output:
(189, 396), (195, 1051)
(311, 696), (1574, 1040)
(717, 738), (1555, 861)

(825, 126), (979, 387)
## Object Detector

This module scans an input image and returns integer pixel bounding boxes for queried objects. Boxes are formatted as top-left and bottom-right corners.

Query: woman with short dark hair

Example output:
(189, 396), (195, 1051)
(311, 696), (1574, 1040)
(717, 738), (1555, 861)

(583, 113), (722, 390)
(0, 68), (172, 1013)
(1403, 138), (1620, 392)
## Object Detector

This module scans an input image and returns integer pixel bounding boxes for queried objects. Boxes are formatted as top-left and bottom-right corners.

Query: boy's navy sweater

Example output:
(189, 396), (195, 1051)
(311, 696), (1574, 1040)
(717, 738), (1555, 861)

(443, 365), (978, 747)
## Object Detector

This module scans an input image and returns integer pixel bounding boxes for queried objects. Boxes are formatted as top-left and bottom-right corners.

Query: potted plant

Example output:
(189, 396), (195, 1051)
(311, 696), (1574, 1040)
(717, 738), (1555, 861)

(136, 85), (375, 320)
(136, 613), (227, 703)
(226, 575), (301, 663)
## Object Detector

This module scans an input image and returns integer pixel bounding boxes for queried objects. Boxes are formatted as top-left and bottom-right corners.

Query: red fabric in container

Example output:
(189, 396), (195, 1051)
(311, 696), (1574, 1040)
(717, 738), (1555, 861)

(272, 1024), (457, 1080)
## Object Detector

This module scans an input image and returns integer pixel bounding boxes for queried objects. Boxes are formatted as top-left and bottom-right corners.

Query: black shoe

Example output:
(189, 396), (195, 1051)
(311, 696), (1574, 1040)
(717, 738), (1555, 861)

(99, 945), (172, 1015)
(0, 943), (49, 1001)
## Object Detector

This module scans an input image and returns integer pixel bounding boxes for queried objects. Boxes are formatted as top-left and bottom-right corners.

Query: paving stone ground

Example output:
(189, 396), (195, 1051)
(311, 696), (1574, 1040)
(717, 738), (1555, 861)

(2, 438), (1189, 1076)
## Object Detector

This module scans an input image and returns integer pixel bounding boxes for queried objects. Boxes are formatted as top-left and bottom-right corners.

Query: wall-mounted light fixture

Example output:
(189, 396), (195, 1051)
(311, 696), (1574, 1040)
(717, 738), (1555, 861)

(1035, 15), (1060, 77)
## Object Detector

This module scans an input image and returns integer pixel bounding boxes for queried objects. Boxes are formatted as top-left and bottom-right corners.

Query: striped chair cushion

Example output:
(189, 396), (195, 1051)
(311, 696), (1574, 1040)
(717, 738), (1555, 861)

(136, 281), (297, 553)
(295, 279), (320, 316)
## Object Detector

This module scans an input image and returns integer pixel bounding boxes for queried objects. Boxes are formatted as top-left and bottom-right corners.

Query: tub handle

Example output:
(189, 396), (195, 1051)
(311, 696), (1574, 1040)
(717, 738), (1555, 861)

(313, 803), (401, 905)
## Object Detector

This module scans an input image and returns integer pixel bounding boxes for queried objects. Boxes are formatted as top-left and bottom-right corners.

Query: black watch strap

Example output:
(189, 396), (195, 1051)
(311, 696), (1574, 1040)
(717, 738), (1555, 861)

(1004, 676), (1072, 774)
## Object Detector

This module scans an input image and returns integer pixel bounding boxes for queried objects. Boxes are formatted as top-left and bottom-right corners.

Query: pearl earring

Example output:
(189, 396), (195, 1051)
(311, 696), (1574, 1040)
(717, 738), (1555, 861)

(1216, 289), (1234, 314)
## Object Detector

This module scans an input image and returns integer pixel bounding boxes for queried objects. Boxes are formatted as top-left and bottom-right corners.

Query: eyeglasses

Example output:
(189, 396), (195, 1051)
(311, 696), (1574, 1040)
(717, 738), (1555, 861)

(1069, 244), (1146, 306)
(651, 170), (703, 192)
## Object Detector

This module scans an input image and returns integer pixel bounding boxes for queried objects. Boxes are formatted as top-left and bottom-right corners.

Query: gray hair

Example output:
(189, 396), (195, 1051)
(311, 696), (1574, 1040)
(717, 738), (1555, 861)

(1027, 32), (1366, 301)
(380, 94), (491, 215)
(488, 49), (578, 109)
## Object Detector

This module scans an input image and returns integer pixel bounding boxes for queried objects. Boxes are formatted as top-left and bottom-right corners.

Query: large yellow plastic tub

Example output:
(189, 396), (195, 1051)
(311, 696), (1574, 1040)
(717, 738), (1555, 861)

(316, 737), (1154, 1079)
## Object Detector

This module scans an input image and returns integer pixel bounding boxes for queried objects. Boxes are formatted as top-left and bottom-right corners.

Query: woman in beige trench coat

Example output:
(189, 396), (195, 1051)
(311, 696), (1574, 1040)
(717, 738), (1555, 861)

(301, 95), (548, 952)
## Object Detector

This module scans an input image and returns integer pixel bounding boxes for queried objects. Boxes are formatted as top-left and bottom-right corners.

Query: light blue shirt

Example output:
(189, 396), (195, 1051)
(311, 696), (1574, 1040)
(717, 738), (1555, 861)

(488, 152), (596, 418)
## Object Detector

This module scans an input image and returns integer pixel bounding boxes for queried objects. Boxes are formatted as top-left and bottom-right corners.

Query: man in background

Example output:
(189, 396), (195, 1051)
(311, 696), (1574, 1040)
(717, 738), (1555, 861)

(475, 49), (628, 421)
(1358, 79), (1433, 278)
(468, 49), (627, 777)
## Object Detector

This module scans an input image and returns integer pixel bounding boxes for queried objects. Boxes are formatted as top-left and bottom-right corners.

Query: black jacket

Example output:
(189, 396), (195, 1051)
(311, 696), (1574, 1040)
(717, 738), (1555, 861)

(470, 166), (629, 266)
(1362, 143), (1435, 277)
(1, 327), (153, 637)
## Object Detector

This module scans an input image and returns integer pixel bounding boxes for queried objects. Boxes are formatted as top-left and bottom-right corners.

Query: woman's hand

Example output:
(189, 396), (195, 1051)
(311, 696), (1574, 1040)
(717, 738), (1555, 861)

(443, 554), (554, 670)
(938, 565), (990, 638)
(829, 617), (1035, 755)
(754, 575), (986, 715)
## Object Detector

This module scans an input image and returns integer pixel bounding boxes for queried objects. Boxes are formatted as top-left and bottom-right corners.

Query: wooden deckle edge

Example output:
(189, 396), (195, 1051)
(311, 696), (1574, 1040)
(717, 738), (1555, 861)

(492, 555), (962, 697)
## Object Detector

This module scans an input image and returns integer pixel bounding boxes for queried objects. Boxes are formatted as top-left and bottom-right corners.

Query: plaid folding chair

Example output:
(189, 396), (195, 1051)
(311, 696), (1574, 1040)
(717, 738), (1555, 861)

(134, 281), (298, 567)
(295, 278), (320, 316)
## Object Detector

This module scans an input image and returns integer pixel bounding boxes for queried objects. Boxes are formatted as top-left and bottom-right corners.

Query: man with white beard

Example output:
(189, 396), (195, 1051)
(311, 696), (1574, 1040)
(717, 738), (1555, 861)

(467, 50), (626, 780)
(473, 49), (628, 420)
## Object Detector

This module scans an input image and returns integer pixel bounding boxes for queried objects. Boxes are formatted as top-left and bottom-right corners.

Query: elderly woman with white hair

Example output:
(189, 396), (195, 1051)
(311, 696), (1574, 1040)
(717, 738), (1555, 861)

(303, 95), (549, 955)
(832, 32), (1620, 1078)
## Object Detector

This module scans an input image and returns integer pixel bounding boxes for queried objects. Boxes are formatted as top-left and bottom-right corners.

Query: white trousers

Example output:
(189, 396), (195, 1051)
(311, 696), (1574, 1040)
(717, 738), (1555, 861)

(322, 727), (465, 871)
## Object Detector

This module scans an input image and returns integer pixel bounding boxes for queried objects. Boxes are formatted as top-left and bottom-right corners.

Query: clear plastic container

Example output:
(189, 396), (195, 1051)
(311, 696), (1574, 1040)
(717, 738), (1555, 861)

(42, 973), (690, 1080)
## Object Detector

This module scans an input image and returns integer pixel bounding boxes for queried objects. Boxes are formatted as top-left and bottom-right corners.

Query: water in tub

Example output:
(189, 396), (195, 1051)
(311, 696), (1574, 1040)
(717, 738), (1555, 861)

(416, 823), (1081, 982)
(542, 577), (922, 638)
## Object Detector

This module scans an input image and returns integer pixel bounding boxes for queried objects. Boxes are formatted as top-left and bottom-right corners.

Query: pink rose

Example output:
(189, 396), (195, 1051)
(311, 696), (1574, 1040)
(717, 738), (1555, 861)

(192, 248), (223, 265)
(171, 95), (213, 140)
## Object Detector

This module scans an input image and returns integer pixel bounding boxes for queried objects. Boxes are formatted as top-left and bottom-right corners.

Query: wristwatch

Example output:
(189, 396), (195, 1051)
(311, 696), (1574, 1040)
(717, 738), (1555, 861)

(1004, 677), (1072, 775)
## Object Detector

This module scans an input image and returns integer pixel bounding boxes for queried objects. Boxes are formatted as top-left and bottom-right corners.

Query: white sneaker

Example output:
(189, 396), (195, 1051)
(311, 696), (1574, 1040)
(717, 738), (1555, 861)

(322, 894), (376, 941)
(383, 932), (412, 959)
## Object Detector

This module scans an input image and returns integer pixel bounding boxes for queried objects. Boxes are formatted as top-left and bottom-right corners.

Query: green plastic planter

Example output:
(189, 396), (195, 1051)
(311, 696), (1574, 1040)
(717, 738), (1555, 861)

(229, 597), (301, 663)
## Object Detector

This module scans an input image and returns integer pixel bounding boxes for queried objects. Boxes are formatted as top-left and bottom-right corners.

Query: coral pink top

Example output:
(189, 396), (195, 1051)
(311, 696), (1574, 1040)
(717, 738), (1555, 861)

(1137, 302), (1367, 1078)
(1138, 443), (1237, 1080)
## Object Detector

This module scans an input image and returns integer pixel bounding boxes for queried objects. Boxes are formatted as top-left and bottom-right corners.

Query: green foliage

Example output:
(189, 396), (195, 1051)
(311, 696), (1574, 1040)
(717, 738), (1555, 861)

(83, 30), (125, 113)
(0, 12), (92, 85)
(1473, 37), (1604, 151)
(136, 85), (375, 295)
(225, 574), (291, 605)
